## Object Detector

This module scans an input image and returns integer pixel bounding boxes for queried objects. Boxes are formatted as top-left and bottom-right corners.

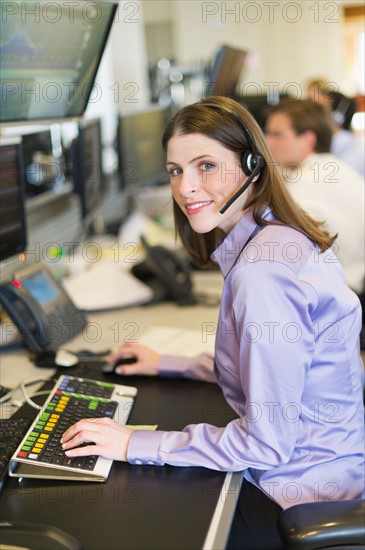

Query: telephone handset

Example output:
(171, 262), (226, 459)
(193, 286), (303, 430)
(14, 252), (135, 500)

(0, 263), (88, 353)
(132, 235), (197, 306)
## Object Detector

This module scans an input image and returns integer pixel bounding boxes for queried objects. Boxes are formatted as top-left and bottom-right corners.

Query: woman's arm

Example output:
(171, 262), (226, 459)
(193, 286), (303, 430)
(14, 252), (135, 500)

(62, 261), (314, 468)
(109, 342), (217, 383)
(126, 260), (316, 471)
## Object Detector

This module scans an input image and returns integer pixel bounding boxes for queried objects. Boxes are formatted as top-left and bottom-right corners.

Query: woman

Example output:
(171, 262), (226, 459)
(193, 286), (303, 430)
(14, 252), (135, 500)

(62, 97), (364, 549)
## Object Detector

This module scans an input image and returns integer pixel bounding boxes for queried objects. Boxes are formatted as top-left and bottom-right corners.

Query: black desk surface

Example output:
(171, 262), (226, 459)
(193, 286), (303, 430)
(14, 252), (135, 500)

(1, 366), (239, 550)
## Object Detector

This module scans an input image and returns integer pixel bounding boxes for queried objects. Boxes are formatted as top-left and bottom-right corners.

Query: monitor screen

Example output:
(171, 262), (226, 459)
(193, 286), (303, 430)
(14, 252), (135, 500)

(0, 139), (27, 261)
(71, 117), (104, 219)
(22, 269), (60, 307)
(117, 106), (170, 190)
(22, 129), (54, 192)
(0, 0), (117, 124)
(206, 44), (247, 99)
(240, 94), (291, 130)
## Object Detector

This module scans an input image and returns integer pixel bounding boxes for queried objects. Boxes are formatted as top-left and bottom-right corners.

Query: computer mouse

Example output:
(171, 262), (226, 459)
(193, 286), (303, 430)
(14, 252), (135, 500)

(54, 349), (79, 368)
(102, 354), (137, 374)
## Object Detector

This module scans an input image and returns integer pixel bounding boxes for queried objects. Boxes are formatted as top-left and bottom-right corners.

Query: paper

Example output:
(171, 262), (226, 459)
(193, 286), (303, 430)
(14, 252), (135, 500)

(139, 326), (215, 356)
(126, 425), (158, 431)
(62, 261), (153, 311)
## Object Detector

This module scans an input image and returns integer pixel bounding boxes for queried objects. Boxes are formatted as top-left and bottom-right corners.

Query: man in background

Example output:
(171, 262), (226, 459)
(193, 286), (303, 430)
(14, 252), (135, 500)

(265, 99), (364, 297)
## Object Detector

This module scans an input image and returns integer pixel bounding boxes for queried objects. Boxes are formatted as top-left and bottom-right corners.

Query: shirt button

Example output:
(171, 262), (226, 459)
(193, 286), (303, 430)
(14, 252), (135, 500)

(135, 459), (143, 465)
(147, 460), (155, 465)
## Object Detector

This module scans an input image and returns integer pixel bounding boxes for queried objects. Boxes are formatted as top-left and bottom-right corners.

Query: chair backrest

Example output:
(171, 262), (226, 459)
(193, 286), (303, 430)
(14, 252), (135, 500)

(277, 499), (365, 549)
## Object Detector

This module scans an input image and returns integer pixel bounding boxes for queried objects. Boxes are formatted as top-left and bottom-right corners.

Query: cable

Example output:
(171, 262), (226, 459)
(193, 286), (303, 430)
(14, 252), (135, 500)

(20, 388), (52, 411)
(14, 376), (55, 411)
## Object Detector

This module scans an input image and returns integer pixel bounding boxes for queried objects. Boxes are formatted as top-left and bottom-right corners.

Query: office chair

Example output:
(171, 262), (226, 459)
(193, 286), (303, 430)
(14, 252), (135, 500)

(277, 497), (365, 549)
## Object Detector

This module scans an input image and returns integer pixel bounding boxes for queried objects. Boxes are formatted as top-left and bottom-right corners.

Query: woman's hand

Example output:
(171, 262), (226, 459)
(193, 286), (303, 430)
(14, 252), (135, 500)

(61, 418), (132, 461)
(109, 343), (161, 377)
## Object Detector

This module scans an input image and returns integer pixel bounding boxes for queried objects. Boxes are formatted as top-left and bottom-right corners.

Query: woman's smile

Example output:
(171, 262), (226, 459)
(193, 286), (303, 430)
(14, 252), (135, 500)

(184, 200), (214, 215)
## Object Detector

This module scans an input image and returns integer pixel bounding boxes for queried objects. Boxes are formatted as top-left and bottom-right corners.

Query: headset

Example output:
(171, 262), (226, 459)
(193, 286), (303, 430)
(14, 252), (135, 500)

(202, 102), (266, 214)
(331, 95), (352, 128)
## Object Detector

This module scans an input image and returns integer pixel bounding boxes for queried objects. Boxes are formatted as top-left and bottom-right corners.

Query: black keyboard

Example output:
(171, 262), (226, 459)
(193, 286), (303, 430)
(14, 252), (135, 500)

(17, 389), (118, 470)
(7, 375), (137, 483)
(0, 417), (33, 492)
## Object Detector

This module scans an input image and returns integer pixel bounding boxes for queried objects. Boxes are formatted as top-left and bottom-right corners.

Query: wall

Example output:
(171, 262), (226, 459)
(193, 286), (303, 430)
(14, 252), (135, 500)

(142, 0), (355, 96)
(85, 1), (151, 136)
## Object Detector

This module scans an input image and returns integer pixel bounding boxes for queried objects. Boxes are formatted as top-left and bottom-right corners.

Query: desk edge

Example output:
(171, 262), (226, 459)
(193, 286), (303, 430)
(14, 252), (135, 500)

(202, 471), (244, 550)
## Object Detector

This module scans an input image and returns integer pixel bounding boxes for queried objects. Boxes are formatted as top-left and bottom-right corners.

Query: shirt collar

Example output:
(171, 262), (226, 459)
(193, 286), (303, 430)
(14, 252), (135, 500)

(300, 152), (317, 169)
(211, 207), (274, 277)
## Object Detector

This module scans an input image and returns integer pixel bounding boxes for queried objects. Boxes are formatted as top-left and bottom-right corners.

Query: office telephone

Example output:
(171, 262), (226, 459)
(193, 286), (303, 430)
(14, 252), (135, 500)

(0, 263), (88, 353)
(132, 235), (197, 306)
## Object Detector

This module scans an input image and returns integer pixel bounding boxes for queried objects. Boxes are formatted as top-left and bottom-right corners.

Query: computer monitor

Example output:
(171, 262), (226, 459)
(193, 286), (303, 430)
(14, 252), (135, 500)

(205, 44), (247, 99)
(240, 93), (292, 130)
(0, 0), (117, 125)
(117, 106), (170, 190)
(71, 117), (104, 220)
(21, 129), (53, 193)
(0, 138), (27, 261)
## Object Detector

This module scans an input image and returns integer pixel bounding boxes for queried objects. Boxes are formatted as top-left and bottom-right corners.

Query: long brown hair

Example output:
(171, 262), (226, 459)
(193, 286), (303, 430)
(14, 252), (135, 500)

(162, 96), (336, 268)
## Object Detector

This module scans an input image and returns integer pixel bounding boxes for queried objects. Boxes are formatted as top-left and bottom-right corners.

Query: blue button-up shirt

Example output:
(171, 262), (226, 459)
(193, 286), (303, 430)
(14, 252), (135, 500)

(127, 208), (364, 509)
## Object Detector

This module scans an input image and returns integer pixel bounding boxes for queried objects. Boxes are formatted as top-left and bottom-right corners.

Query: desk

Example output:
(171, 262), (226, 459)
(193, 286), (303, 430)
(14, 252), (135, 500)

(0, 273), (244, 550)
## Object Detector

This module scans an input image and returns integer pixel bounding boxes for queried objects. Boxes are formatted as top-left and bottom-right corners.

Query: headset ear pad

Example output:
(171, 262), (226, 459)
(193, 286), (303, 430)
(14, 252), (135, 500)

(241, 150), (255, 176)
(332, 110), (345, 127)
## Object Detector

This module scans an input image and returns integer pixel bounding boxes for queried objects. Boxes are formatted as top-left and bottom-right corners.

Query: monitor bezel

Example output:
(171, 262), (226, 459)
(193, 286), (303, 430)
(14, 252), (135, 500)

(72, 117), (104, 220)
(0, 137), (28, 262)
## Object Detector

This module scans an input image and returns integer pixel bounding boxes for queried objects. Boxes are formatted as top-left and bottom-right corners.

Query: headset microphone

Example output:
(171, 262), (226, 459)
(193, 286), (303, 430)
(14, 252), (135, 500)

(219, 156), (265, 214)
